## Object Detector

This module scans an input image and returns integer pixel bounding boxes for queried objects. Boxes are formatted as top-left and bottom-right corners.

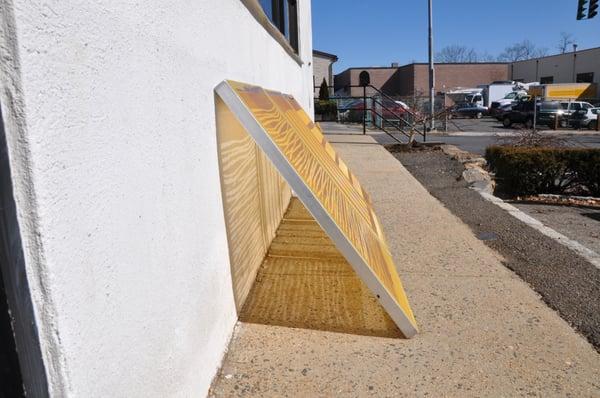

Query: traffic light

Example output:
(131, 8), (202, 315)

(577, 0), (588, 19)
(589, 0), (599, 18)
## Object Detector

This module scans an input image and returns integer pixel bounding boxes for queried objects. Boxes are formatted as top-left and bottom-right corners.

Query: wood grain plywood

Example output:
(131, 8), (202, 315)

(216, 96), (290, 311)
(216, 81), (417, 337)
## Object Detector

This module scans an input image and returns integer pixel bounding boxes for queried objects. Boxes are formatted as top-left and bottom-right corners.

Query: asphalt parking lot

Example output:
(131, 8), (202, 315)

(441, 115), (599, 134)
(432, 117), (600, 155)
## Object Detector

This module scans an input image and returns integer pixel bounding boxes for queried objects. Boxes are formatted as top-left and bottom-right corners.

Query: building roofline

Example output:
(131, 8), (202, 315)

(510, 46), (600, 64)
(335, 62), (509, 75)
(313, 49), (338, 62)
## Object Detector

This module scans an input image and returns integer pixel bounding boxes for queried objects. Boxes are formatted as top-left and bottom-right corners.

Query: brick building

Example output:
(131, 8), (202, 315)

(335, 62), (509, 97)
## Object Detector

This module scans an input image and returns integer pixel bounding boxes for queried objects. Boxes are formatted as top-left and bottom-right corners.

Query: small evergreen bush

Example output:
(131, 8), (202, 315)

(485, 146), (600, 197)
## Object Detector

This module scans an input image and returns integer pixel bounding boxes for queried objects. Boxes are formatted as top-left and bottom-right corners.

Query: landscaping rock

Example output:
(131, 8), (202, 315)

(462, 166), (490, 184)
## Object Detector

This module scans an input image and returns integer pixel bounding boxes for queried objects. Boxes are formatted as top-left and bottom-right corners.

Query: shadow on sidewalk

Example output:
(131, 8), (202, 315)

(239, 198), (403, 338)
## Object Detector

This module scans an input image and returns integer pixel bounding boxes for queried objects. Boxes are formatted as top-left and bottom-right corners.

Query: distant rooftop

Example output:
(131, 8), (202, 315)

(313, 49), (338, 61)
(336, 61), (508, 75)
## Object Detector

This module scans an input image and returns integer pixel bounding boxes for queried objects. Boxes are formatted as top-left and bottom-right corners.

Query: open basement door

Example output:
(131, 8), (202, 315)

(215, 80), (418, 338)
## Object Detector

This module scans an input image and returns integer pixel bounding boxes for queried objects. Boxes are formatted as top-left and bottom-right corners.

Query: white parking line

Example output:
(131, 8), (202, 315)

(477, 191), (600, 270)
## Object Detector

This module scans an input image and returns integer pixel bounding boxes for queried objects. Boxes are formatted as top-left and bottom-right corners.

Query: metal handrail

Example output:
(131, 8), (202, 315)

(367, 85), (421, 119)
(366, 108), (409, 144)
(370, 97), (413, 129)
(314, 84), (432, 142)
(369, 108), (410, 138)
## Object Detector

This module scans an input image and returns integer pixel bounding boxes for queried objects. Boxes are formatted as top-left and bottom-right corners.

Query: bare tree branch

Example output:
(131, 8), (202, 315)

(557, 32), (575, 54)
(436, 45), (479, 63)
(497, 40), (548, 62)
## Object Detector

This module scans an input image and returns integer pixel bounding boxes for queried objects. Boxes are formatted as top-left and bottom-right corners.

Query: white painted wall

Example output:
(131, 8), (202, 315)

(0, 0), (313, 396)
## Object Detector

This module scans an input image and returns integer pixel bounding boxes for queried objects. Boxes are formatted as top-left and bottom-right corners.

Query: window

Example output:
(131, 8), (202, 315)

(540, 76), (554, 84)
(540, 101), (558, 110)
(258, 0), (273, 18)
(576, 72), (594, 83)
(258, 0), (299, 52)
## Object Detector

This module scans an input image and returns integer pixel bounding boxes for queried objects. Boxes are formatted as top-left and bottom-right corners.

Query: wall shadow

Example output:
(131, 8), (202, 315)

(239, 198), (404, 339)
(582, 212), (600, 222)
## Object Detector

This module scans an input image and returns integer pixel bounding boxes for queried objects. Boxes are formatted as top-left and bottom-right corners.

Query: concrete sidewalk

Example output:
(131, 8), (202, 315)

(210, 135), (600, 397)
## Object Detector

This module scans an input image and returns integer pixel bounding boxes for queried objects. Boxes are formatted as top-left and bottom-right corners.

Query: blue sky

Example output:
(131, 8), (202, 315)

(312, 0), (600, 73)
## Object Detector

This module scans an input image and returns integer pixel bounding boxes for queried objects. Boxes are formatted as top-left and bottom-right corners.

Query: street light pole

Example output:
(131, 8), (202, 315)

(428, 0), (435, 131)
(572, 43), (578, 82)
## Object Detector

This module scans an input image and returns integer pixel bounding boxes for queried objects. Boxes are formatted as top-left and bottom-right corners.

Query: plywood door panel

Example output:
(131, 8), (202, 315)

(216, 81), (417, 337)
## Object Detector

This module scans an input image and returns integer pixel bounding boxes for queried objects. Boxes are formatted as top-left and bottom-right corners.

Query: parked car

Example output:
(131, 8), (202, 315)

(501, 100), (565, 129)
(344, 98), (409, 118)
(536, 101), (565, 129)
(571, 107), (598, 129)
(375, 98), (411, 119)
(502, 100), (534, 128)
(558, 101), (595, 128)
(338, 98), (412, 124)
(448, 102), (487, 119)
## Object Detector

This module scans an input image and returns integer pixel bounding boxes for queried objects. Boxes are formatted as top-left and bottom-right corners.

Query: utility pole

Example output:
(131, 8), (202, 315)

(428, 0), (435, 131)
(572, 44), (578, 82)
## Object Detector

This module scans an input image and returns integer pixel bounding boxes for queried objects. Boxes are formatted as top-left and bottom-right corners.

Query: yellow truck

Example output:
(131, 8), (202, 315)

(528, 83), (597, 100)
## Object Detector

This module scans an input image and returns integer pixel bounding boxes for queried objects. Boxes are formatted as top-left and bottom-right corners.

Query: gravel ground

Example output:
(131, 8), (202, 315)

(393, 149), (600, 350)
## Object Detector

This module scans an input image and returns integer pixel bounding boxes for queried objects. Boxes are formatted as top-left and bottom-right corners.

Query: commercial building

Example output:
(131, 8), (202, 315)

(313, 50), (338, 96)
(335, 62), (509, 97)
(0, 0), (313, 396)
(510, 46), (600, 95)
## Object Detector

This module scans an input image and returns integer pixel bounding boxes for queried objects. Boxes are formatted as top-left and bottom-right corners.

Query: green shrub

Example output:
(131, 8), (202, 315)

(314, 100), (337, 116)
(485, 146), (600, 197)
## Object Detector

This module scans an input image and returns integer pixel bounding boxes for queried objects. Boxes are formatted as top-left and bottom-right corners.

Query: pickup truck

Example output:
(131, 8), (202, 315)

(489, 91), (529, 120)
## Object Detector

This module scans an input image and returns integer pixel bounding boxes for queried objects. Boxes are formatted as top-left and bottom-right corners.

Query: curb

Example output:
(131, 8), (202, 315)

(478, 192), (600, 270)
(440, 145), (600, 271)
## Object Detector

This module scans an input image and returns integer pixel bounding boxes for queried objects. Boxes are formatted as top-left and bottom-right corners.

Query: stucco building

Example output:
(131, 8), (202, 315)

(510, 46), (600, 91)
(313, 50), (338, 97)
(335, 62), (509, 97)
(0, 0), (313, 396)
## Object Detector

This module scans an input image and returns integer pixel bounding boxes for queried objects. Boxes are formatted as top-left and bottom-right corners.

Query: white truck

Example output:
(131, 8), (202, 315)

(446, 88), (485, 108)
(487, 82), (537, 119)
(480, 82), (523, 108)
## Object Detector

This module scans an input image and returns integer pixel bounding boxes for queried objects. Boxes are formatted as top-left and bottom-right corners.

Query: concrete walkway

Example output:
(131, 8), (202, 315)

(210, 133), (600, 397)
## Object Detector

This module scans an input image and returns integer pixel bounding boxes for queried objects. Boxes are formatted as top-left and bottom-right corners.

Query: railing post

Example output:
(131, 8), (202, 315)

(363, 85), (367, 135)
(533, 96), (537, 132)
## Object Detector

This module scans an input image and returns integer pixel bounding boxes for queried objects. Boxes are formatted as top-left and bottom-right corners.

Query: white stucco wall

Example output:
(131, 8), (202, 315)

(0, 1), (312, 396)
